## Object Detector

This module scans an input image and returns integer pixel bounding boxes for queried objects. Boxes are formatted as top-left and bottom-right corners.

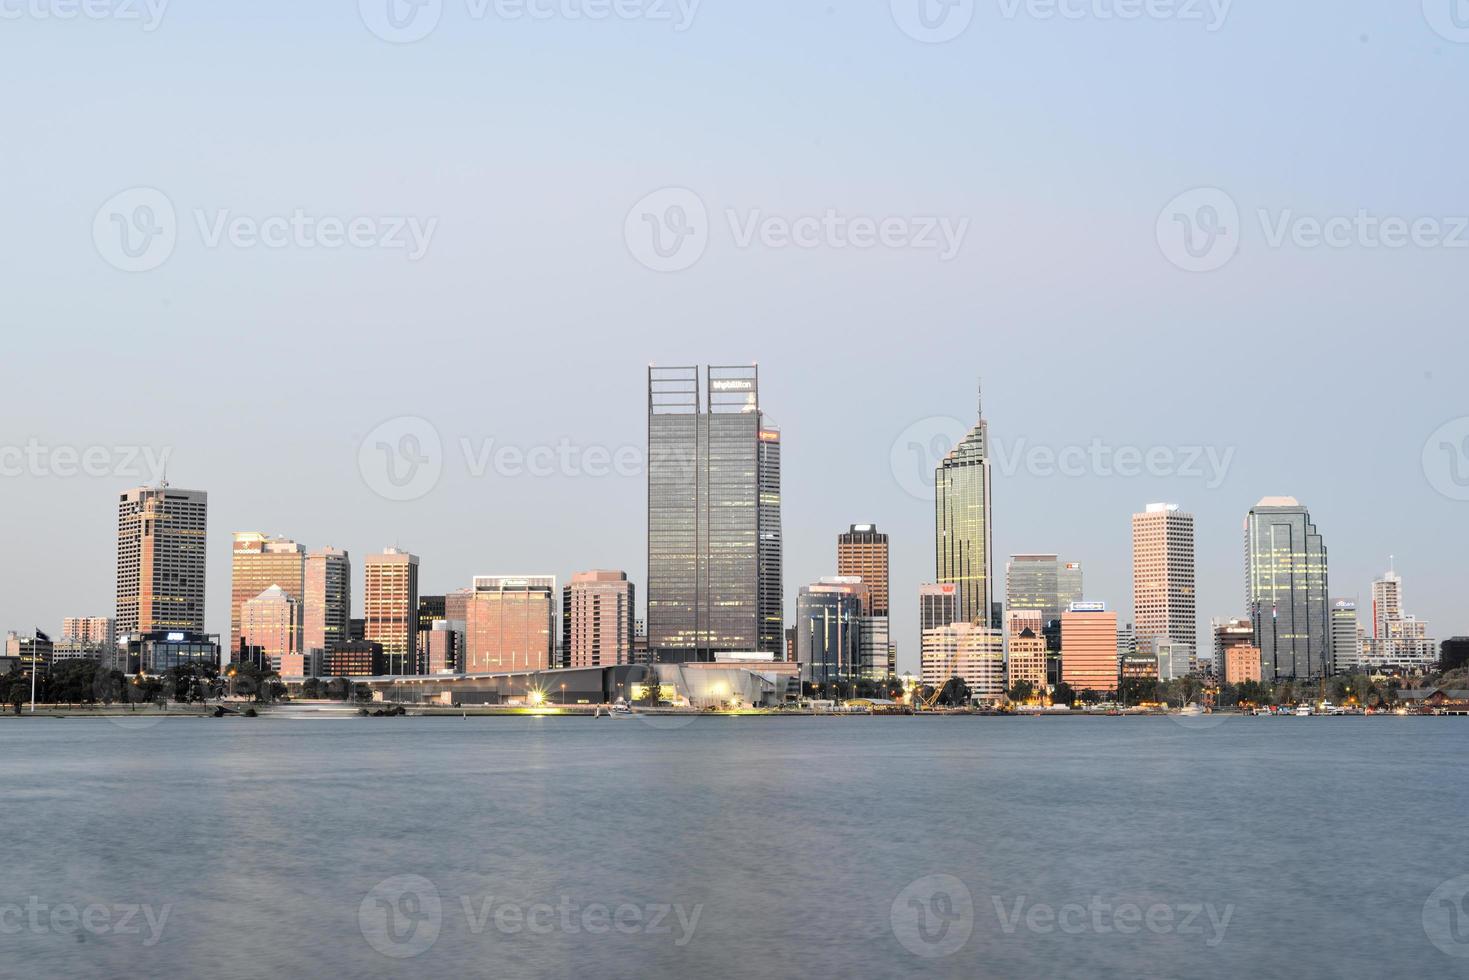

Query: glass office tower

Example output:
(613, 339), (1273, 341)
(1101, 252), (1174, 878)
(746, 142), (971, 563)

(935, 385), (994, 627)
(1245, 497), (1330, 681)
(648, 365), (783, 661)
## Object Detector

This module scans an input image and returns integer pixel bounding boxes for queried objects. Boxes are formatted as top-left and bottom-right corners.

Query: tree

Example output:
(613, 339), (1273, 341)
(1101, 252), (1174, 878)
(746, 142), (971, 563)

(301, 677), (323, 700)
(1119, 677), (1157, 705)
(937, 676), (970, 706)
(1052, 682), (1076, 707)
(1008, 680), (1035, 704)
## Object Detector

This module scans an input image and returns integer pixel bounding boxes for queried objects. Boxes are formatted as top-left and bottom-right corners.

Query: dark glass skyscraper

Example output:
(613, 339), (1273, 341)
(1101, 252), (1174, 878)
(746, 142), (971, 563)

(935, 385), (994, 627)
(647, 365), (783, 661)
(1245, 497), (1330, 681)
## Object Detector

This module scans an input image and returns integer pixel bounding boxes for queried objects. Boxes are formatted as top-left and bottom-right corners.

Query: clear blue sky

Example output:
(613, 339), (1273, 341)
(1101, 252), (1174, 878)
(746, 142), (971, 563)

(3, 1), (1466, 670)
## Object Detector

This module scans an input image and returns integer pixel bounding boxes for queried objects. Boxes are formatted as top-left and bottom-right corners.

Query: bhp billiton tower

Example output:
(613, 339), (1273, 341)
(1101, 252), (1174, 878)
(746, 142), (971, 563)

(647, 365), (783, 661)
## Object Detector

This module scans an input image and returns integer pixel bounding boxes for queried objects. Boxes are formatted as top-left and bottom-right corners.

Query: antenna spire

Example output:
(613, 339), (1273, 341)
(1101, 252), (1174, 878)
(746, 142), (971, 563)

(977, 377), (984, 419)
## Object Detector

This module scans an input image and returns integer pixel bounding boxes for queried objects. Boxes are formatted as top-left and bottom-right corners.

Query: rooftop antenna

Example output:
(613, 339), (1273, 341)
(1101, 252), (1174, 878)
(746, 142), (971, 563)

(977, 377), (984, 419)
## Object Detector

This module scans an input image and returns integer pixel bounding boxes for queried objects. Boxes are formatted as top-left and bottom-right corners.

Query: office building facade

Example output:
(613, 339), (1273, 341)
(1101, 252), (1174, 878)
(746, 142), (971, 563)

(1131, 503), (1197, 656)
(116, 485), (208, 636)
(562, 570), (635, 668)
(364, 548), (419, 675)
(936, 386), (994, 627)
(304, 547), (351, 660)
(647, 365), (783, 661)
(1244, 497), (1329, 681)
(230, 533), (306, 658)
(464, 575), (555, 673)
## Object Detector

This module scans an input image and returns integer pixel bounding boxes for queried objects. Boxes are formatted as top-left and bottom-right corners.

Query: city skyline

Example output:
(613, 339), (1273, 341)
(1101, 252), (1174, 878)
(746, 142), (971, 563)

(8, 371), (1466, 677)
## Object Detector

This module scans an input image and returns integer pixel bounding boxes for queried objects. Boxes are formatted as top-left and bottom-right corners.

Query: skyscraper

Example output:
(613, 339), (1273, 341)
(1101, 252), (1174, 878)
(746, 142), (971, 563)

(1329, 599), (1360, 674)
(364, 548), (419, 675)
(1006, 554), (1083, 649)
(230, 532), (305, 657)
(935, 384), (993, 627)
(647, 365), (782, 660)
(304, 547), (351, 659)
(796, 579), (863, 690)
(919, 583), (960, 634)
(837, 524), (889, 617)
(116, 484), (208, 636)
(562, 570), (634, 668)
(1244, 497), (1330, 681)
(1131, 503), (1198, 657)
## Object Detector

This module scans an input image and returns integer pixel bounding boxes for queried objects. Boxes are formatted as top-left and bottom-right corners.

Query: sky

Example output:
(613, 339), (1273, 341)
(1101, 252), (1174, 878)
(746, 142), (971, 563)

(2, 1), (1467, 672)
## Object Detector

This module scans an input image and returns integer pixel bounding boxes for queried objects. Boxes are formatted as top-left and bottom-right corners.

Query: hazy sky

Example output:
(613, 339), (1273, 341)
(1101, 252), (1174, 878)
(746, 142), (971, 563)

(4, 2), (1467, 671)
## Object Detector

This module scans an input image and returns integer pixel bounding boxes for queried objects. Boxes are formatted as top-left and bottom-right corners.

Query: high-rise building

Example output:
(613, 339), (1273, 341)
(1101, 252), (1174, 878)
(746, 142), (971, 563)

(1006, 555), (1083, 650)
(464, 576), (555, 673)
(1212, 617), (1255, 671)
(837, 524), (889, 617)
(1328, 600), (1360, 674)
(920, 623), (1005, 703)
(562, 570), (634, 668)
(1370, 566), (1402, 640)
(1244, 497), (1330, 681)
(61, 616), (115, 647)
(230, 533), (305, 658)
(919, 583), (960, 633)
(240, 585), (300, 676)
(422, 621), (460, 674)
(647, 365), (783, 661)
(796, 579), (864, 689)
(1060, 602), (1119, 695)
(116, 484), (208, 636)
(936, 384), (993, 627)
(304, 547), (351, 660)
(364, 548), (419, 675)
(1131, 503), (1197, 657)
(1116, 623), (1137, 660)
(416, 594), (447, 673)
(1155, 641), (1196, 681)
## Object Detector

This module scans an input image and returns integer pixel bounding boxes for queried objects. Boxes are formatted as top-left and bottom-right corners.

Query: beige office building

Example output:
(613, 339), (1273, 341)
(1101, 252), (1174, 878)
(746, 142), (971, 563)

(62, 616), (116, 647)
(231, 532), (306, 657)
(465, 575), (555, 673)
(304, 547), (352, 657)
(562, 571), (634, 668)
(1223, 644), (1262, 685)
(1007, 626), (1048, 694)
(1131, 503), (1197, 657)
(920, 623), (1005, 702)
(116, 485), (208, 636)
(837, 524), (889, 617)
(364, 549), (419, 675)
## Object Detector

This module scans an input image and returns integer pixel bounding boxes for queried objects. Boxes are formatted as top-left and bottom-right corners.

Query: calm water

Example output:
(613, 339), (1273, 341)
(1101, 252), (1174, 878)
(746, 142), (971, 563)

(2, 714), (1466, 979)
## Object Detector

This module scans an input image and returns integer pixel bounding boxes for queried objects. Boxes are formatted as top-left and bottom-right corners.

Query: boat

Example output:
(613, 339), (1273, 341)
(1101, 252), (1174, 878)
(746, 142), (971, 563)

(608, 699), (635, 719)
(1295, 705), (1312, 717)
(1179, 703), (1205, 717)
